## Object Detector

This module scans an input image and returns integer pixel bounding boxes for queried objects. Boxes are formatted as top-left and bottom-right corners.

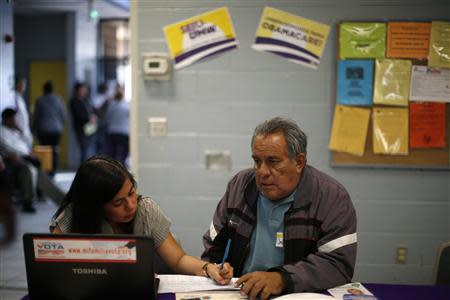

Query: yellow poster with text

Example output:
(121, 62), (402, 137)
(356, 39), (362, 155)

(252, 7), (330, 69)
(163, 7), (238, 69)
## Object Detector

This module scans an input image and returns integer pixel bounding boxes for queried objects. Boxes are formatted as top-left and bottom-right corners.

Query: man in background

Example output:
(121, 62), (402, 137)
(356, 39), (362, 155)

(33, 81), (67, 176)
(0, 108), (65, 212)
(202, 117), (357, 299)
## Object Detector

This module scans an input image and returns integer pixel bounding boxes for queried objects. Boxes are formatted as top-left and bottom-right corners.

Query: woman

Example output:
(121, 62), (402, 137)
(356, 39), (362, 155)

(50, 155), (232, 284)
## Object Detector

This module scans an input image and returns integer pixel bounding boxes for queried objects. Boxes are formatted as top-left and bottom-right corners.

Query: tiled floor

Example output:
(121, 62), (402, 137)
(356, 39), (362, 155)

(0, 172), (74, 300)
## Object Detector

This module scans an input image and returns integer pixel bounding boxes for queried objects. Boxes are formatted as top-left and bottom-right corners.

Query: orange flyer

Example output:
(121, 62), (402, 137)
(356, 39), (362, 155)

(387, 22), (431, 59)
(410, 102), (446, 148)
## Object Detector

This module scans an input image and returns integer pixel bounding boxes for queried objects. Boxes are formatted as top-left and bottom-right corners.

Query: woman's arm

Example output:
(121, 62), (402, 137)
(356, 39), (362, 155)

(156, 232), (233, 285)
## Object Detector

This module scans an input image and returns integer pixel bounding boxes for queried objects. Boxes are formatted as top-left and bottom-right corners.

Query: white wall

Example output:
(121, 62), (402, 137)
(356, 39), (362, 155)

(0, 1), (15, 112)
(132, 0), (450, 284)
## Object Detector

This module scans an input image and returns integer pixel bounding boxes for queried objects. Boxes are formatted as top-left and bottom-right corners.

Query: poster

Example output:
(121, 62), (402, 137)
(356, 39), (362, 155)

(410, 102), (446, 149)
(339, 22), (386, 59)
(252, 7), (330, 69)
(373, 59), (412, 106)
(409, 66), (450, 102)
(428, 21), (450, 68)
(386, 22), (431, 59)
(163, 7), (238, 69)
(337, 60), (373, 106)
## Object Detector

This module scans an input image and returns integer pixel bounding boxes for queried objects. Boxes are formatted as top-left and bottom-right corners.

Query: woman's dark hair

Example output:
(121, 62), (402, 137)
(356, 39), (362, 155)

(53, 155), (136, 233)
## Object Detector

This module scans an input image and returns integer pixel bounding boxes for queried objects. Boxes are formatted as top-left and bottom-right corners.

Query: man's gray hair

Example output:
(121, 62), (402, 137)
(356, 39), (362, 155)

(251, 117), (307, 159)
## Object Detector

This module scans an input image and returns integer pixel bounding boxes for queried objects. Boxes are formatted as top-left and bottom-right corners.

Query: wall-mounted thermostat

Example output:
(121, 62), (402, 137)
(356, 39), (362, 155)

(142, 53), (171, 80)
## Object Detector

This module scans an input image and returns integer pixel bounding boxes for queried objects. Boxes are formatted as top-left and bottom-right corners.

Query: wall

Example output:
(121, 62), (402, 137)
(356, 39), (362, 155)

(0, 0), (15, 112)
(132, 0), (450, 284)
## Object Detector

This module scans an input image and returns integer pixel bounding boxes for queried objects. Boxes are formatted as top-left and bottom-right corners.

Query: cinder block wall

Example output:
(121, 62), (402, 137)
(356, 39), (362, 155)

(131, 0), (450, 284)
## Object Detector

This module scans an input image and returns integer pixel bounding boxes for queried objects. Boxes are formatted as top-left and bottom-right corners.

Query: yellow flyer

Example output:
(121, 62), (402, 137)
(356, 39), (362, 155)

(252, 7), (330, 69)
(373, 59), (412, 106)
(328, 105), (371, 156)
(372, 107), (409, 155)
(428, 21), (450, 68)
(163, 7), (238, 69)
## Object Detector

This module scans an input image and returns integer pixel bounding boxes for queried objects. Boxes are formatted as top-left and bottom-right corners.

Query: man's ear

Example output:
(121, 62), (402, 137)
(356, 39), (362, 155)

(295, 153), (306, 173)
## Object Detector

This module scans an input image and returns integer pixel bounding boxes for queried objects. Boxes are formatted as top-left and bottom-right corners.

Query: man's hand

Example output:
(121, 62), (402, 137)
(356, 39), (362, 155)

(235, 271), (285, 300)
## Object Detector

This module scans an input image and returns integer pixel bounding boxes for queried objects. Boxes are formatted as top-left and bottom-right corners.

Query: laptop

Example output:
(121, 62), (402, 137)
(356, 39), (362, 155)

(23, 233), (159, 300)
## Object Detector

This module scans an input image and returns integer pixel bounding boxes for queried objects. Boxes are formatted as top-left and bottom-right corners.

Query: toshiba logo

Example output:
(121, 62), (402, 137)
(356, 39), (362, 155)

(72, 268), (108, 275)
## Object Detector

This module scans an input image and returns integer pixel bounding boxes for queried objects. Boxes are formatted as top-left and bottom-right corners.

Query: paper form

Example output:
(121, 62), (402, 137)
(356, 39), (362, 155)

(409, 65), (450, 103)
(157, 274), (240, 293)
(328, 105), (371, 156)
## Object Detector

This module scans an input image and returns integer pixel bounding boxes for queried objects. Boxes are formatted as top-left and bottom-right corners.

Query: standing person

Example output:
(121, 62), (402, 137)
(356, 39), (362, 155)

(50, 155), (233, 284)
(103, 84), (129, 166)
(13, 76), (32, 147)
(202, 117), (357, 299)
(69, 82), (97, 165)
(92, 82), (111, 154)
(33, 81), (67, 176)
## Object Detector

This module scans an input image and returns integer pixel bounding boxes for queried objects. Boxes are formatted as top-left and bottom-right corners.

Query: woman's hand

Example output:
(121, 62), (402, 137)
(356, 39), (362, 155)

(206, 262), (234, 285)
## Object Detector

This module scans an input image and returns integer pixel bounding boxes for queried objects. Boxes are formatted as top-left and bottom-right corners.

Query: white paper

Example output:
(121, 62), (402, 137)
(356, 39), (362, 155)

(274, 293), (334, 299)
(327, 282), (374, 299)
(157, 274), (240, 293)
(409, 65), (450, 102)
(176, 291), (246, 300)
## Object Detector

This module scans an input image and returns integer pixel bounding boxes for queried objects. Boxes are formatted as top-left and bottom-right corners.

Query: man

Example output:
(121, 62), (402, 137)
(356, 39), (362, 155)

(202, 117), (357, 299)
(0, 108), (65, 212)
(33, 80), (67, 176)
(13, 76), (33, 147)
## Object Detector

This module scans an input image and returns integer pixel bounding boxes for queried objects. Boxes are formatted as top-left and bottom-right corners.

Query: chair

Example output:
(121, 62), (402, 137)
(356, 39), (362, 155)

(433, 241), (450, 285)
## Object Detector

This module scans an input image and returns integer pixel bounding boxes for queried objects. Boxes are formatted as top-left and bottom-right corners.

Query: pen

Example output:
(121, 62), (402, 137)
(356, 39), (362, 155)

(220, 239), (232, 269)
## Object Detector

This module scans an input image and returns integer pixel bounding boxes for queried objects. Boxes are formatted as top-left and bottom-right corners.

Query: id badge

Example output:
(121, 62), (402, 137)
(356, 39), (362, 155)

(275, 232), (284, 248)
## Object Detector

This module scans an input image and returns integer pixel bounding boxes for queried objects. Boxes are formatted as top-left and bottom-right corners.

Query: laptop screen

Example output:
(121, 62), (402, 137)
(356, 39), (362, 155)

(23, 233), (157, 300)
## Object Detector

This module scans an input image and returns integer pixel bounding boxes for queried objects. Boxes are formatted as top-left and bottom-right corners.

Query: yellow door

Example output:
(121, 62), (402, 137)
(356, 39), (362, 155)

(29, 61), (68, 169)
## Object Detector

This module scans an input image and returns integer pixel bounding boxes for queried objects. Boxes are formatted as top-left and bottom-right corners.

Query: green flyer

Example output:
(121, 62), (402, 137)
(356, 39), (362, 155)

(339, 22), (386, 59)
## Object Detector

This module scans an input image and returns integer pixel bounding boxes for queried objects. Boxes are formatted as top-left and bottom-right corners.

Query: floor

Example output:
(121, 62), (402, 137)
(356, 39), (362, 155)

(0, 172), (74, 300)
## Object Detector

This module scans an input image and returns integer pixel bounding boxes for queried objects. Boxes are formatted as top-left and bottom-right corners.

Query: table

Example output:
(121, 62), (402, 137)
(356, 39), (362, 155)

(157, 283), (450, 300)
(21, 283), (450, 299)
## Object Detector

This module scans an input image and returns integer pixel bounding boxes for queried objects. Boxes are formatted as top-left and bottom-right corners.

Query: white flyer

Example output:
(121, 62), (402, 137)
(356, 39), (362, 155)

(409, 65), (450, 102)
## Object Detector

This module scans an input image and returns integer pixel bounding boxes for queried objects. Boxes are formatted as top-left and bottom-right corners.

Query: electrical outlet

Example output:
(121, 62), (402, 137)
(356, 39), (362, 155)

(148, 117), (167, 137)
(396, 245), (408, 264)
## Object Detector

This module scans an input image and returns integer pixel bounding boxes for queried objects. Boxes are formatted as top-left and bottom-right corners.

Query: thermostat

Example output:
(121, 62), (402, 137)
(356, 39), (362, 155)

(142, 53), (171, 80)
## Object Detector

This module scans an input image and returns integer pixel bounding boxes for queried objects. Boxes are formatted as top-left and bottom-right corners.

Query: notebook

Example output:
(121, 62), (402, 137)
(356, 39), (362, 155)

(23, 233), (158, 300)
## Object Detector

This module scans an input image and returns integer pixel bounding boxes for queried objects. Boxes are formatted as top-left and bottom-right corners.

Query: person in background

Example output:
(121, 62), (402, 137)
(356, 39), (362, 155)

(0, 153), (16, 244)
(13, 76), (33, 148)
(0, 108), (65, 212)
(50, 155), (233, 284)
(202, 117), (357, 299)
(69, 82), (97, 165)
(92, 82), (111, 154)
(33, 81), (67, 176)
(103, 84), (129, 166)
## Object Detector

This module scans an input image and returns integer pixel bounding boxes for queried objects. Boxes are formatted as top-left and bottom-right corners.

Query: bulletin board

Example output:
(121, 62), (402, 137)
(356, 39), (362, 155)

(330, 20), (450, 169)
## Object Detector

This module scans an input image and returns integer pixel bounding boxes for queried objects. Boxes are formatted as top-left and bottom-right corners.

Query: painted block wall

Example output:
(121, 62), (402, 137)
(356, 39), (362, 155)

(132, 0), (450, 284)
(0, 1), (15, 113)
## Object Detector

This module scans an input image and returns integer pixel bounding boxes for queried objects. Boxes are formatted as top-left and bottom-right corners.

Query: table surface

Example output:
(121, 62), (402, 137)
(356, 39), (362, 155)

(21, 283), (450, 300)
